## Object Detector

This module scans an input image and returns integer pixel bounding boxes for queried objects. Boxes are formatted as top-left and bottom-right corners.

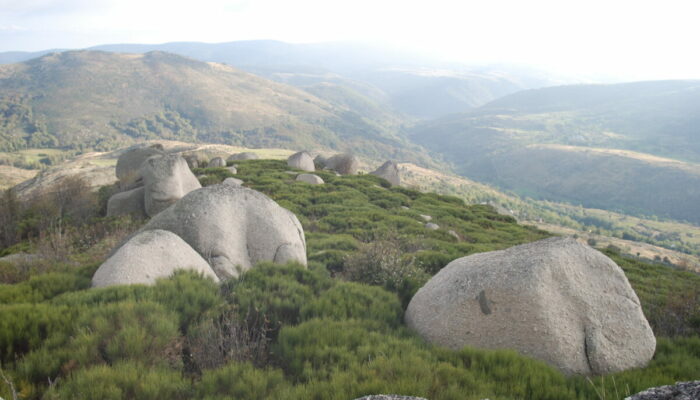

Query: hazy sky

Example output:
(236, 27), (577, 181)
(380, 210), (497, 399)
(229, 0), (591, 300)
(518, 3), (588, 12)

(2, 0), (700, 80)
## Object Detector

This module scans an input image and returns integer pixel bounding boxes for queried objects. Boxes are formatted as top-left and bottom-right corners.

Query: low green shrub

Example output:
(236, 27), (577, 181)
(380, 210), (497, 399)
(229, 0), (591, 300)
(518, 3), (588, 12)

(195, 362), (295, 399)
(0, 272), (90, 304)
(18, 301), (181, 383)
(223, 262), (331, 333)
(43, 361), (190, 400)
(300, 282), (403, 327)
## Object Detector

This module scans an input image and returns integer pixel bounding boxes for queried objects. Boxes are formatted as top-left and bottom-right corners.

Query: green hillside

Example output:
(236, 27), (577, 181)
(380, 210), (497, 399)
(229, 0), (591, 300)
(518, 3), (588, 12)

(409, 80), (700, 223)
(1, 159), (699, 399)
(0, 50), (433, 165)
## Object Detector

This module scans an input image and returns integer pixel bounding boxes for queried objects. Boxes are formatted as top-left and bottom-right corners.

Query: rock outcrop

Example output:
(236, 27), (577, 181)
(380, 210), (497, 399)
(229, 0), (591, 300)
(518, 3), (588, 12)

(92, 229), (218, 287)
(625, 381), (700, 400)
(115, 144), (165, 189)
(106, 147), (201, 218)
(324, 153), (359, 175)
(223, 177), (244, 187)
(227, 152), (259, 161)
(287, 151), (315, 172)
(141, 154), (202, 217)
(425, 222), (440, 230)
(139, 184), (307, 279)
(405, 236), (656, 375)
(209, 157), (226, 167)
(296, 173), (324, 185)
(370, 160), (400, 186)
(106, 186), (146, 219)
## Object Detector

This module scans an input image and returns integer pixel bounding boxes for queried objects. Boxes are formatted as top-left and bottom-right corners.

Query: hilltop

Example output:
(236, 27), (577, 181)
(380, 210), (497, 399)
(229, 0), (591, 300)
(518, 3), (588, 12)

(0, 50), (434, 165)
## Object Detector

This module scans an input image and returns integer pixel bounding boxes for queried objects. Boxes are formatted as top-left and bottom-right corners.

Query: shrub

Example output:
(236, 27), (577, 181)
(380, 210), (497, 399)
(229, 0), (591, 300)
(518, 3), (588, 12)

(300, 282), (403, 327)
(18, 301), (181, 383)
(0, 272), (90, 304)
(151, 270), (223, 333)
(0, 304), (77, 365)
(43, 362), (190, 400)
(195, 362), (295, 399)
(223, 262), (331, 334)
(187, 305), (271, 371)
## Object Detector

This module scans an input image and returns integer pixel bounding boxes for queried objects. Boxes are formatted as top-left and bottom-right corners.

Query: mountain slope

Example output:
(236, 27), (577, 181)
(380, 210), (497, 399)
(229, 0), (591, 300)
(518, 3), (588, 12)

(409, 80), (700, 223)
(1, 41), (575, 119)
(0, 50), (431, 163)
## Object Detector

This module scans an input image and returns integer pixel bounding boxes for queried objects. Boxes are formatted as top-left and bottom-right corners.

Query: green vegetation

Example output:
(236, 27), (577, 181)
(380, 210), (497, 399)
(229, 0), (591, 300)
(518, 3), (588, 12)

(409, 80), (700, 224)
(0, 159), (698, 399)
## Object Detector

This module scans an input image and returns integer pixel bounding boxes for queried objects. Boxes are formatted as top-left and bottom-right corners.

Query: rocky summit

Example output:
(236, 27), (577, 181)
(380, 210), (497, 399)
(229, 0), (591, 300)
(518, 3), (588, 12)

(405, 236), (656, 375)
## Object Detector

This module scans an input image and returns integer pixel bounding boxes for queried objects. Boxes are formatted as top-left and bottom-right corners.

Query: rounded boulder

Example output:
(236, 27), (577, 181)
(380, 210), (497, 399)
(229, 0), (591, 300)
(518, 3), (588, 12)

(140, 184), (307, 279)
(324, 153), (359, 175)
(370, 160), (401, 186)
(296, 173), (324, 185)
(141, 154), (202, 217)
(227, 152), (259, 161)
(405, 236), (656, 376)
(92, 229), (218, 288)
(287, 151), (315, 172)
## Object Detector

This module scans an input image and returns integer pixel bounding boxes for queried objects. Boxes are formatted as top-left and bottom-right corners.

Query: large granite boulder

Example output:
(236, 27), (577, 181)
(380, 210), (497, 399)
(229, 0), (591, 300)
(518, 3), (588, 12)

(370, 160), (400, 186)
(313, 155), (327, 169)
(324, 153), (359, 175)
(287, 151), (315, 172)
(115, 145), (165, 189)
(139, 184), (307, 279)
(106, 186), (146, 218)
(227, 152), (259, 161)
(209, 157), (226, 168)
(405, 236), (656, 375)
(141, 154), (202, 217)
(625, 381), (700, 400)
(296, 173), (324, 185)
(92, 229), (218, 287)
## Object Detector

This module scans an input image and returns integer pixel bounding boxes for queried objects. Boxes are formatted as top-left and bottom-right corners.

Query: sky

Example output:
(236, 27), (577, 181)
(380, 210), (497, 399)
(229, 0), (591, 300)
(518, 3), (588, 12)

(1, 0), (700, 80)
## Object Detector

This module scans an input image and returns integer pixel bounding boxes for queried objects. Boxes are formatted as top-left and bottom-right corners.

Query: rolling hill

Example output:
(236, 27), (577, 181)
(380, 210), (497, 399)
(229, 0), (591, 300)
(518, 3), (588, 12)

(409, 80), (700, 223)
(0, 50), (435, 164)
(0, 41), (575, 119)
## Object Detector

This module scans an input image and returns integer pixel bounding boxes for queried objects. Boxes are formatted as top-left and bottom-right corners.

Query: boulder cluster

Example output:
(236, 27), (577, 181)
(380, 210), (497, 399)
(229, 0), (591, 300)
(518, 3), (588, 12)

(405, 236), (656, 376)
(94, 146), (307, 288)
(107, 145), (201, 219)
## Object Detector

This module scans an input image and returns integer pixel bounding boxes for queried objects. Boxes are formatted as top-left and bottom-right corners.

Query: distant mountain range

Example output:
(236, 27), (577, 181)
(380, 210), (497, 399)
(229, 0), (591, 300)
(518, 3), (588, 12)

(409, 80), (700, 223)
(0, 40), (575, 119)
(0, 50), (435, 164)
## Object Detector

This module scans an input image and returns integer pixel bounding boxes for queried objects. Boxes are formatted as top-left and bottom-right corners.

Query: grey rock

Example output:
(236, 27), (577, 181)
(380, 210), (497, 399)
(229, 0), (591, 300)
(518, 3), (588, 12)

(226, 165), (238, 174)
(140, 184), (307, 279)
(405, 236), (656, 376)
(420, 214), (432, 221)
(92, 229), (218, 288)
(209, 157), (226, 168)
(106, 186), (146, 218)
(400, 206), (410, 210)
(354, 396), (428, 400)
(425, 222), (440, 230)
(227, 152), (259, 161)
(141, 154), (202, 217)
(182, 154), (200, 169)
(296, 173), (324, 185)
(287, 151), (315, 172)
(324, 153), (359, 175)
(625, 381), (700, 400)
(370, 160), (401, 186)
(313, 155), (327, 169)
(223, 177), (244, 187)
(448, 230), (460, 240)
(115, 145), (165, 188)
